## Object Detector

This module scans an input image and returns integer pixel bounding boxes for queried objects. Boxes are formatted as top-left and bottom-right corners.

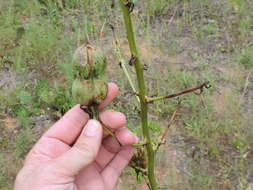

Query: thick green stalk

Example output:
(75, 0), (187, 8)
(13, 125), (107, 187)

(118, 1), (158, 189)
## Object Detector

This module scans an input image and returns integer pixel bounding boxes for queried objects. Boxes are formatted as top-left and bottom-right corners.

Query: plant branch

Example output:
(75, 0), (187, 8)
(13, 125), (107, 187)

(109, 24), (140, 102)
(146, 82), (210, 103)
(118, 1), (158, 189)
(132, 141), (148, 148)
(155, 103), (180, 153)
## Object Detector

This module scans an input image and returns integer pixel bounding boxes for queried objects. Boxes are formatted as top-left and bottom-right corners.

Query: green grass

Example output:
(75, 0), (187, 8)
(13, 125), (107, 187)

(0, 0), (253, 189)
(239, 45), (253, 69)
(0, 154), (9, 190)
(15, 128), (36, 157)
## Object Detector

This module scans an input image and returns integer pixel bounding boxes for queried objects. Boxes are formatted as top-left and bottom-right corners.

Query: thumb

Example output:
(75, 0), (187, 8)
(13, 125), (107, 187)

(51, 119), (103, 176)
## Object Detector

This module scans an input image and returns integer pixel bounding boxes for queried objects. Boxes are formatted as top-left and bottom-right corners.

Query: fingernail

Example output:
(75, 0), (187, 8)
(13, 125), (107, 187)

(83, 120), (101, 137)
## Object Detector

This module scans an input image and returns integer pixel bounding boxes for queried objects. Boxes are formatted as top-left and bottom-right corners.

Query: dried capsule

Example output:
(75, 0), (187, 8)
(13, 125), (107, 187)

(72, 79), (108, 106)
(73, 45), (107, 80)
(72, 44), (108, 106)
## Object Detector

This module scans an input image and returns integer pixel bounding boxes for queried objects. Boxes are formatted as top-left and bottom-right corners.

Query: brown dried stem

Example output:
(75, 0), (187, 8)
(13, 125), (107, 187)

(155, 104), (181, 153)
(146, 82), (210, 103)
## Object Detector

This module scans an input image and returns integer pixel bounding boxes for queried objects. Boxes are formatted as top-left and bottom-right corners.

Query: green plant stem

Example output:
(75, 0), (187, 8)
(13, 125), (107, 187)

(132, 141), (148, 148)
(111, 30), (139, 102)
(120, 59), (139, 101)
(118, 1), (158, 189)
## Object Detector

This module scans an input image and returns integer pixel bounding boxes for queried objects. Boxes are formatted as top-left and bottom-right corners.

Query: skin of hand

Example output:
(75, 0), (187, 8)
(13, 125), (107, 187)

(14, 83), (139, 190)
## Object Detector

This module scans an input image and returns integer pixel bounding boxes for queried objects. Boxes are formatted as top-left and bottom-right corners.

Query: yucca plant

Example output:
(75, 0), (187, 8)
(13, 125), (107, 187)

(71, 1), (210, 189)
(116, 1), (210, 189)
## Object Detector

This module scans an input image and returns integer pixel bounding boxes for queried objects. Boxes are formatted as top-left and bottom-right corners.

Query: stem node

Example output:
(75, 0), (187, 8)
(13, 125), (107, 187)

(124, 0), (135, 13)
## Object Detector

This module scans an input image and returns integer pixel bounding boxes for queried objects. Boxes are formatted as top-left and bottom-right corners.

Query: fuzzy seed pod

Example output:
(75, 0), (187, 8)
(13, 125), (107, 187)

(72, 44), (108, 106)
(73, 44), (107, 80)
(129, 147), (147, 170)
(72, 79), (108, 106)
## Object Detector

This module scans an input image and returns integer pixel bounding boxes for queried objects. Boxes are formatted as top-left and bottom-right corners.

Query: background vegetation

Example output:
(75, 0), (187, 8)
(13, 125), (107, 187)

(0, 0), (253, 189)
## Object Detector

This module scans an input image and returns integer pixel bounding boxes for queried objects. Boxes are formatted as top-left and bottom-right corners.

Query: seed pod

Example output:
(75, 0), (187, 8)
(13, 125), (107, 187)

(129, 147), (147, 170)
(72, 44), (108, 106)
(73, 44), (107, 80)
(72, 79), (108, 106)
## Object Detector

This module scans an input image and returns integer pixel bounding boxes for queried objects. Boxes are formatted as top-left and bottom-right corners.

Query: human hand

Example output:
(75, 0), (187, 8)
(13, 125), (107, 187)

(14, 83), (138, 190)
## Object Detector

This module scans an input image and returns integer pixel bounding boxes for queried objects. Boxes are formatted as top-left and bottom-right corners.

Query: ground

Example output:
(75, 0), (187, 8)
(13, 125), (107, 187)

(0, 0), (253, 189)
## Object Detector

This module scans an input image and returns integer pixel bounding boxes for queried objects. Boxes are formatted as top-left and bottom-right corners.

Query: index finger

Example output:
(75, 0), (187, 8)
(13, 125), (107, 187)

(98, 83), (119, 110)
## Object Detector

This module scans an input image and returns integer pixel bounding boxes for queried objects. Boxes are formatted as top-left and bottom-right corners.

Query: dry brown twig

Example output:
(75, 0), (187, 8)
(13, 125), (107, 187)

(146, 82), (211, 103)
(155, 102), (181, 153)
